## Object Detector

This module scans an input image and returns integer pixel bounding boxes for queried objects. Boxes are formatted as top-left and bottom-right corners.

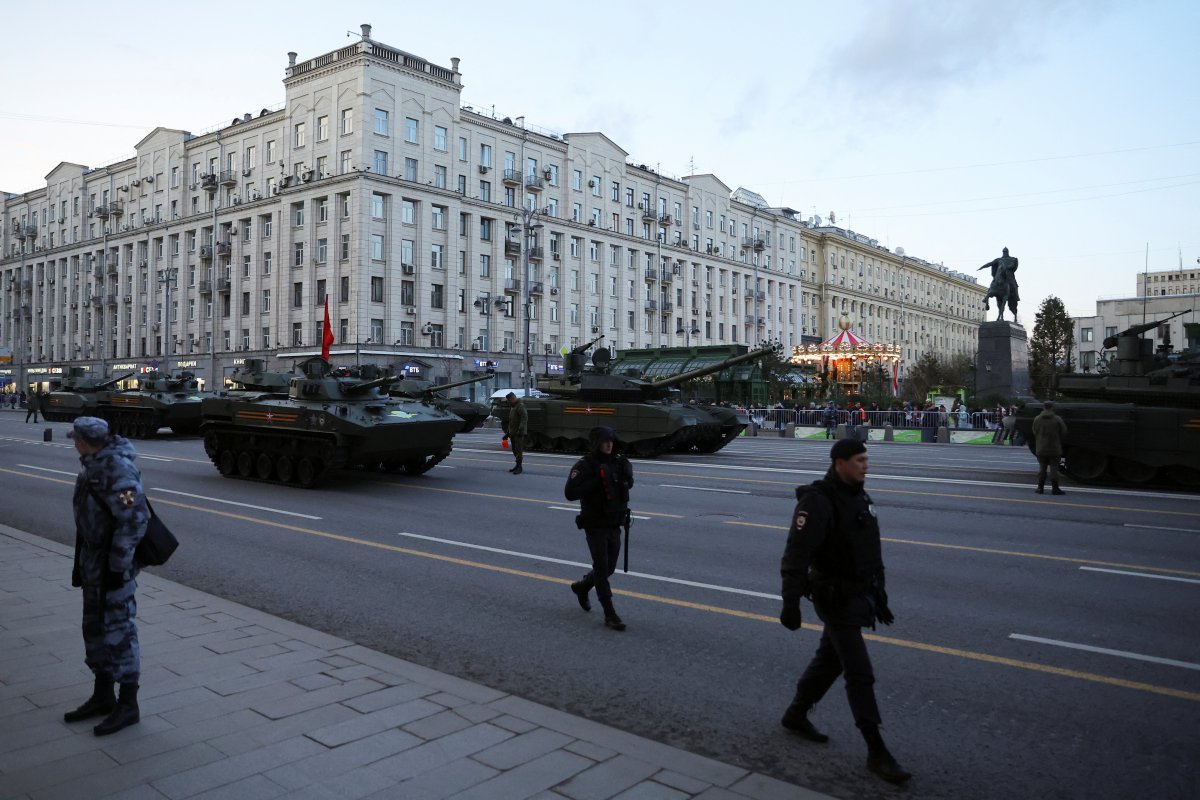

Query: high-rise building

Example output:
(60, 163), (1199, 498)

(1, 25), (984, 393)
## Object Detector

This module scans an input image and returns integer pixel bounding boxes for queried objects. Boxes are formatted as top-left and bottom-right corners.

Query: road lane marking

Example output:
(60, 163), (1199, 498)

(547, 505), (651, 521)
(19, 464), (76, 476)
(1009, 634), (1200, 672)
(385, 481), (683, 519)
(150, 489), (323, 519)
(724, 520), (1200, 578)
(392, 532), (776, 599)
(659, 484), (751, 495)
(1079, 566), (1200, 585)
(139, 456), (175, 462)
(1123, 523), (1200, 534)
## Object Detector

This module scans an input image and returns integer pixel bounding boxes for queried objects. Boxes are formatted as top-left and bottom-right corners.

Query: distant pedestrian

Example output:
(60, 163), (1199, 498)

(19, 389), (27, 407)
(65, 416), (149, 736)
(501, 392), (528, 474)
(823, 403), (837, 439)
(779, 439), (911, 785)
(565, 426), (634, 631)
(1032, 401), (1067, 495)
(24, 390), (41, 423)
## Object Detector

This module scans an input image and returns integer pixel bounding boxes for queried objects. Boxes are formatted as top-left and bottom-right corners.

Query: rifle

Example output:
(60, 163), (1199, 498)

(622, 508), (632, 573)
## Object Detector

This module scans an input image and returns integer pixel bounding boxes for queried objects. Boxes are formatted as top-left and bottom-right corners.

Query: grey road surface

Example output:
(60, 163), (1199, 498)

(1, 416), (1196, 800)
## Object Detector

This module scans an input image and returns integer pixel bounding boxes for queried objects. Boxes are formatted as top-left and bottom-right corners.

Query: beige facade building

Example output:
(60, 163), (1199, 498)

(1136, 266), (1200, 297)
(1, 25), (983, 392)
(1074, 293), (1200, 372)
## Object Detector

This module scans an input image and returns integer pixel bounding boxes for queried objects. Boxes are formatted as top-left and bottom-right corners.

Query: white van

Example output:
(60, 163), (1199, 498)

(489, 388), (548, 401)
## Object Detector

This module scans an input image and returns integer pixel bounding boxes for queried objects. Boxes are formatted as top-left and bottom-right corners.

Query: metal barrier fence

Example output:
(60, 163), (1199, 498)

(745, 408), (1008, 431)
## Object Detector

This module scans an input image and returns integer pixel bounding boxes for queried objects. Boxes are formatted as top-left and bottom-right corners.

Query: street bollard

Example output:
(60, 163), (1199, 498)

(936, 425), (950, 444)
(784, 422), (796, 438)
(884, 424), (894, 442)
(43, 428), (53, 442)
(835, 423), (847, 439)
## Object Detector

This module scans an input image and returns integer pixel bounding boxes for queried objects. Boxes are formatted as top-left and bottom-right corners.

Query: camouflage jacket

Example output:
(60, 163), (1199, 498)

(503, 400), (528, 437)
(72, 436), (148, 586)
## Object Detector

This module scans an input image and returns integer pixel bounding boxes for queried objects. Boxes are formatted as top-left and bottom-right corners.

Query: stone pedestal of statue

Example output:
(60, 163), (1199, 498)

(976, 321), (1029, 400)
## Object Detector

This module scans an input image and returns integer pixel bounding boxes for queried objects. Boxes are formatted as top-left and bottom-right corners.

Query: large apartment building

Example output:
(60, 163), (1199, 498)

(1136, 266), (1200, 297)
(1, 25), (983, 392)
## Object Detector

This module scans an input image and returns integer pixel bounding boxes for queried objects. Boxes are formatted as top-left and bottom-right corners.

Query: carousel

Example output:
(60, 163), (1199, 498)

(789, 316), (902, 398)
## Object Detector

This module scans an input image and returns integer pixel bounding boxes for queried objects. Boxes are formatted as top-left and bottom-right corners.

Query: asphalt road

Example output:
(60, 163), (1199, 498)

(2, 414), (1197, 800)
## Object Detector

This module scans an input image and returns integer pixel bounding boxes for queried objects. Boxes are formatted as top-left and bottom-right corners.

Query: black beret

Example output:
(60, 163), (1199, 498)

(830, 438), (867, 461)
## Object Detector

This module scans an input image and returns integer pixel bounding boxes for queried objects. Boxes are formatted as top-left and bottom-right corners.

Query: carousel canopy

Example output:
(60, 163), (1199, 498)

(789, 315), (901, 364)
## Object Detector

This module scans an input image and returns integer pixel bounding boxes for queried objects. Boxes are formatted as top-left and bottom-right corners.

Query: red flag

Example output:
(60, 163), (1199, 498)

(892, 362), (899, 396)
(321, 297), (335, 360)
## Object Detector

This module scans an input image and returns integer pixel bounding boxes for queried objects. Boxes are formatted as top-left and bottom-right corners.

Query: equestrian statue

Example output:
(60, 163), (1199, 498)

(978, 247), (1020, 322)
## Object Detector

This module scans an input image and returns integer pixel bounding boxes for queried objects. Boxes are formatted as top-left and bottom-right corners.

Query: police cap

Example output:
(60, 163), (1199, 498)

(67, 416), (109, 442)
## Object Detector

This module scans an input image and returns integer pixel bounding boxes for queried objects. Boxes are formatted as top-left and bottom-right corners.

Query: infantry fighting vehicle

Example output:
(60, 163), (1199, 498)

(389, 372), (494, 432)
(102, 370), (207, 438)
(214, 358), (293, 400)
(517, 337), (775, 456)
(1014, 310), (1200, 486)
(200, 357), (463, 488)
(42, 368), (134, 422)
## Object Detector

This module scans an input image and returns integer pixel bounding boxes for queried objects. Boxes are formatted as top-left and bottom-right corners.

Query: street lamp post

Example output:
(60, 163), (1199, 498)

(513, 208), (545, 395)
(675, 324), (700, 347)
(157, 267), (177, 364)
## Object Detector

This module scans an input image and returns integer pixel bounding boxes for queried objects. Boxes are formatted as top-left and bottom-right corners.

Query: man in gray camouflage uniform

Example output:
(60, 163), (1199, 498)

(65, 416), (149, 736)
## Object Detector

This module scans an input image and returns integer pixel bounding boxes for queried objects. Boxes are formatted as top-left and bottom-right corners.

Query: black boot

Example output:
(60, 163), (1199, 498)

(94, 683), (140, 737)
(1051, 482), (1065, 496)
(862, 725), (911, 784)
(64, 675), (115, 722)
(781, 701), (829, 743)
(511, 462), (523, 475)
(570, 581), (592, 612)
(1035, 479), (1045, 494)
(600, 601), (625, 631)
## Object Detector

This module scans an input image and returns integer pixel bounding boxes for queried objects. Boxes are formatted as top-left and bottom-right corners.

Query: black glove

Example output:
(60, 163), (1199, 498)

(875, 589), (895, 625)
(106, 570), (127, 588)
(780, 605), (802, 631)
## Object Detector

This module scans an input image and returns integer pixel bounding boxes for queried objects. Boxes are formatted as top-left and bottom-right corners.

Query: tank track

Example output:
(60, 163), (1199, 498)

(100, 407), (168, 439)
(203, 425), (344, 489)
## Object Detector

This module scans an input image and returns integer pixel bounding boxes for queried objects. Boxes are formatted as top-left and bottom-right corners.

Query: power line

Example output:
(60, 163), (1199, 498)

(0, 111), (153, 130)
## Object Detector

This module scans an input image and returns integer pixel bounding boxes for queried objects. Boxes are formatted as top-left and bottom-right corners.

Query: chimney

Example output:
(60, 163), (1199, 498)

(242, 113), (251, 123)
(361, 23), (372, 40)
(451, 57), (460, 73)
(287, 51), (297, 67)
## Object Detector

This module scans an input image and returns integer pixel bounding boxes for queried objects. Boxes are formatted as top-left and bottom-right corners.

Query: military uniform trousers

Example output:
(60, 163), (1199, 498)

(81, 580), (140, 684)
(794, 606), (881, 728)
(577, 527), (622, 605)
(1036, 455), (1060, 484)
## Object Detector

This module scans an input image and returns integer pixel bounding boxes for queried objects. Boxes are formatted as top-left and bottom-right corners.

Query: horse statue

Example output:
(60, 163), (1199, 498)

(978, 247), (1019, 322)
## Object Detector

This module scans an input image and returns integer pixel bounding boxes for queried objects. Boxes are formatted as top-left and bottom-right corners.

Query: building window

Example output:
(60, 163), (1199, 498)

(371, 276), (384, 302)
(293, 122), (306, 148)
(402, 200), (415, 224)
(405, 117), (419, 143)
(340, 150), (352, 175)
(1080, 327), (1094, 342)
(431, 283), (445, 309)
(371, 193), (385, 218)
(340, 276), (349, 302)
(374, 108), (389, 136)
(317, 115), (328, 142)
(404, 158), (418, 181)
(261, 289), (271, 312)
(373, 150), (388, 176)
(340, 109), (353, 135)
(293, 242), (305, 266)
(371, 234), (385, 261)
(316, 279), (327, 305)
(292, 323), (303, 346)
(317, 238), (328, 263)
(372, 319), (385, 343)
(292, 282), (303, 307)
(434, 126), (447, 151)
(401, 280), (415, 306)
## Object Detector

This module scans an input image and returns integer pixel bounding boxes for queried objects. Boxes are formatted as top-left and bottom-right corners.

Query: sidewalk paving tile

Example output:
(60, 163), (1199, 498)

(305, 697), (441, 747)
(368, 723), (514, 781)
(342, 681), (436, 714)
(450, 749), (593, 800)
(471, 727), (574, 771)
(554, 753), (661, 800)
(186, 773), (288, 800)
(401, 708), (474, 740)
(614, 782), (691, 800)
(150, 735), (325, 798)
(372, 757), (498, 800)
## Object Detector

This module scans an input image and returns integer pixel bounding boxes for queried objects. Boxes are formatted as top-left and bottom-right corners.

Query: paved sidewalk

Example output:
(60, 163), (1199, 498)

(0, 526), (831, 800)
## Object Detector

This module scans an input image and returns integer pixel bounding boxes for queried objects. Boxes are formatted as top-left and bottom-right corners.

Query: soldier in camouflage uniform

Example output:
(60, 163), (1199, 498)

(65, 416), (149, 736)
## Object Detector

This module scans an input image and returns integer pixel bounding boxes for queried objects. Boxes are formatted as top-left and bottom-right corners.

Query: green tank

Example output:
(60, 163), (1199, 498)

(1014, 310), (1200, 487)
(100, 370), (207, 438)
(200, 357), (463, 488)
(42, 368), (134, 422)
(518, 337), (776, 456)
(389, 371), (494, 432)
(216, 358), (293, 400)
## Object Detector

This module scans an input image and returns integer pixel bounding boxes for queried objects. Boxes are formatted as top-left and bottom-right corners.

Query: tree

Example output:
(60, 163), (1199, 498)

(1029, 295), (1075, 398)
(903, 351), (941, 402)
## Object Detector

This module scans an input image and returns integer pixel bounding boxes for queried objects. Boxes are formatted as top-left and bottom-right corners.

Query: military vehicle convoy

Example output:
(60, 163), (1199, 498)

(516, 337), (775, 456)
(1014, 311), (1199, 487)
(200, 357), (463, 488)
(42, 368), (133, 423)
(389, 372), (494, 432)
(100, 371), (207, 438)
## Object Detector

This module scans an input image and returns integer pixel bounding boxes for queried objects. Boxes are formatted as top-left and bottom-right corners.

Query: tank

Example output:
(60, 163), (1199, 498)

(388, 372), (495, 432)
(517, 337), (776, 456)
(1014, 310), (1200, 487)
(199, 357), (464, 488)
(101, 370), (208, 438)
(42, 368), (135, 422)
(214, 358), (293, 400)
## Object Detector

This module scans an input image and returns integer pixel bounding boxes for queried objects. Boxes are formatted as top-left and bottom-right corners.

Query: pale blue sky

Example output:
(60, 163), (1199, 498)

(3, 0), (1197, 320)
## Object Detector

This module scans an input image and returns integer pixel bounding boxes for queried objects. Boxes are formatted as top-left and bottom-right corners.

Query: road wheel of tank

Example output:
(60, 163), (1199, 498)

(1110, 458), (1157, 484)
(381, 460), (404, 472)
(296, 458), (322, 488)
(255, 452), (275, 480)
(236, 451), (254, 478)
(1064, 448), (1107, 482)
(217, 450), (237, 476)
(401, 457), (434, 475)
(275, 454), (295, 483)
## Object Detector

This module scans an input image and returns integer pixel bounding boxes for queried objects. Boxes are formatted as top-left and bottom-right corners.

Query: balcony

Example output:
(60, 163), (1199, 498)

(108, 200), (124, 217)
(92, 265), (104, 279)
(501, 169), (522, 186)
(660, 302), (673, 313)
(527, 246), (544, 261)
(200, 245), (214, 260)
(504, 240), (521, 257)
(528, 281), (544, 295)
(640, 208), (656, 222)
(19, 304), (32, 317)
(91, 295), (104, 306)
(218, 278), (232, 292)
(22, 279), (33, 292)
(658, 214), (672, 227)
(525, 174), (544, 191)
(200, 173), (218, 191)
(644, 269), (658, 282)
(745, 315), (757, 324)
(106, 261), (119, 276)
(643, 300), (657, 311)
(199, 280), (213, 294)
(660, 271), (674, 284)
(504, 279), (521, 293)
(216, 242), (232, 257)
(96, 206), (110, 218)
(22, 224), (37, 237)
(741, 236), (765, 252)
(105, 294), (119, 306)
(755, 290), (766, 300)
(219, 170), (238, 187)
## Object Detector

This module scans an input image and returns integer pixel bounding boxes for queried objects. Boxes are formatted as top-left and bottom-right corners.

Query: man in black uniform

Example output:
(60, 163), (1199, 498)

(778, 438), (911, 784)
(564, 425), (634, 631)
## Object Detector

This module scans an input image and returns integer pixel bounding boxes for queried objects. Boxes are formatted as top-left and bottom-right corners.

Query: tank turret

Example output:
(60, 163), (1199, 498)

(42, 370), (135, 422)
(226, 358), (292, 395)
(104, 369), (208, 438)
(389, 372), (495, 432)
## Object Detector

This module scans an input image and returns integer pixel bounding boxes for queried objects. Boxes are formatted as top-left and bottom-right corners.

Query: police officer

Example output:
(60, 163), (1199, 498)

(24, 389), (41, 423)
(64, 416), (149, 736)
(564, 426), (634, 631)
(778, 438), (911, 784)
(501, 391), (528, 474)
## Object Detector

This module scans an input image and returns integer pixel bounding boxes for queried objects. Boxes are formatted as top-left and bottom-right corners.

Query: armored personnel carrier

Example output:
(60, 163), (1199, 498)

(100, 370), (207, 438)
(200, 357), (463, 488)
(389, 372), (494, 432)
(518, 337), (775, 456)
(42, 368), (133, 422)
(1014, 310), (1200, 486)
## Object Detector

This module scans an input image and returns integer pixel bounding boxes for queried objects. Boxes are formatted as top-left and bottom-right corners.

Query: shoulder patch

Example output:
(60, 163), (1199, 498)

(570, 469), (579, 480)
(793, 510), (808, 530)
(119, 489), (137, 508)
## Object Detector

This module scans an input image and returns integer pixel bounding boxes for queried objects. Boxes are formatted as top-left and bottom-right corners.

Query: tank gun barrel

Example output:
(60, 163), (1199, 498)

(571, 334), (605, 355)
(1104, 309), (1190, 349)
(344, 374), (400, 395)
(425, 372), (494, 395)
(654, 345), (777, 389)
(97, 371), (135, 389)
